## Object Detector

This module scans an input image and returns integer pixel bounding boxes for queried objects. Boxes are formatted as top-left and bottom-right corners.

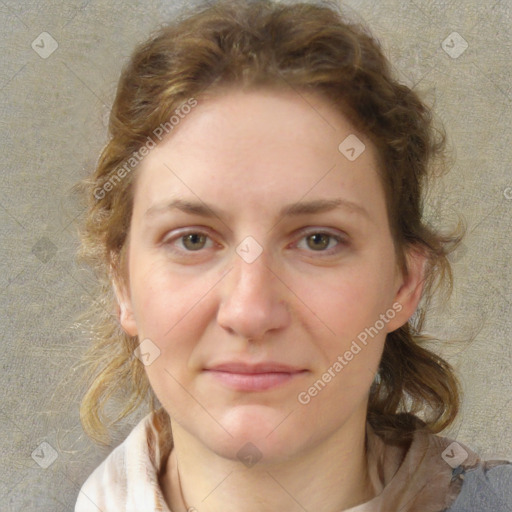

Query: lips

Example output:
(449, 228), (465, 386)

(205, 361), (306, 374)
(203, 361), (308, 391)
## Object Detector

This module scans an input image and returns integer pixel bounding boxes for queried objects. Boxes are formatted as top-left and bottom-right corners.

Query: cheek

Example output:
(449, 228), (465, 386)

(129, 259), (192, 340)
(289, 253), (396, 387)
(130, 262), (209, 409)
(294, 264), (393, 338)
(129, 257), (224, 351)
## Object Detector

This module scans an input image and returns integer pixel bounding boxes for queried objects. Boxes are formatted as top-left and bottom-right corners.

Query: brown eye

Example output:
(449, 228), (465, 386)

(306, 233), (331, 251)
(295, 230), (347, 256)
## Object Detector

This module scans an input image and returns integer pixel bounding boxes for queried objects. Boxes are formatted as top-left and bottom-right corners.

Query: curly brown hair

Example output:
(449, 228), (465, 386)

(74, 0), (465, 445)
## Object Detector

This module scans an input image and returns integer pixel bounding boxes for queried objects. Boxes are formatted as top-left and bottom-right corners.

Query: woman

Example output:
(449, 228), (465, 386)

(74, 0), (511, 510)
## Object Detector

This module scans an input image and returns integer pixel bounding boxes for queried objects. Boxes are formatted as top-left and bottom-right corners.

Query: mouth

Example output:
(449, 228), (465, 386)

(203, 364), (309, 392)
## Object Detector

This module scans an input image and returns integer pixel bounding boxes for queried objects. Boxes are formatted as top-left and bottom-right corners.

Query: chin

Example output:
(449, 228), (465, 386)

(204, 405), (307, 465)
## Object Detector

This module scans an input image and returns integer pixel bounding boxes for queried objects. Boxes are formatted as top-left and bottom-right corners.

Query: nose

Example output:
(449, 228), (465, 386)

(216, 246), (291, 341)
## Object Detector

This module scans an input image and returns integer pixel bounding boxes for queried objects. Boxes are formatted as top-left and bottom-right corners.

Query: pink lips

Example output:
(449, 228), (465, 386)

(204, 361), (308, 391)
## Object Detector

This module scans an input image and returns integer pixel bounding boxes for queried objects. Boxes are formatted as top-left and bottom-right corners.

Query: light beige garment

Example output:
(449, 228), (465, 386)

(74, 407), (505, 512)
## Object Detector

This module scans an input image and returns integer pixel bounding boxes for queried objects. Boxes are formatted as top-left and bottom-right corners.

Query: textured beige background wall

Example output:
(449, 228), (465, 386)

(1, 0), (511, 510)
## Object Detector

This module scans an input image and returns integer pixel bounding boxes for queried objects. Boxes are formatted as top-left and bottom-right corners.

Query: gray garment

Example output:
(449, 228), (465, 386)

(446, 463), (512, 511)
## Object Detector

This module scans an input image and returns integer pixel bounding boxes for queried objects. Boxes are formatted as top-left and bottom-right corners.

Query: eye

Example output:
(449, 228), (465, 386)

(163, 230), (214, 253)
(162, 228), (348, 257)
(181, 232), (210, 251)
(295, 230), (347, 254)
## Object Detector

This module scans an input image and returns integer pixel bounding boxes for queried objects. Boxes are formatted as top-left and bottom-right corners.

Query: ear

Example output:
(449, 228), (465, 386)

(112, 277), (138, 337)
(386, 244), (428, 333)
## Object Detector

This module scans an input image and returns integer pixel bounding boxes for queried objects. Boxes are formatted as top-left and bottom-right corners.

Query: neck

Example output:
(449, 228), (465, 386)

(161, 410), (375, 512)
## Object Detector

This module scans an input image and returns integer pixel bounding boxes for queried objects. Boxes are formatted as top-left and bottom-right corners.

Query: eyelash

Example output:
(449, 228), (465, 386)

(162, 228), (348, 257)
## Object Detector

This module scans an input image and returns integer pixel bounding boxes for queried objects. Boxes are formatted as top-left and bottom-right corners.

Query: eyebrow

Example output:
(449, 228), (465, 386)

(144, 197), (371, 222)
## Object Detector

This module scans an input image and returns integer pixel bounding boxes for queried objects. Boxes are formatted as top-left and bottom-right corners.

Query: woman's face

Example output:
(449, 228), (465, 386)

(116, 87), (424, 462)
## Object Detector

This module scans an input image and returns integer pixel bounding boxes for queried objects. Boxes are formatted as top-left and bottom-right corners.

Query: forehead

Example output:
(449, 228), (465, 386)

(132, 88), (386, 222)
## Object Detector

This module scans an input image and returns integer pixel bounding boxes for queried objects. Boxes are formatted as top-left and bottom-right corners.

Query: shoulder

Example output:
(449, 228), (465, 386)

(365, 421), (512, 512)
(74, 434), (130, 511)
(74, 408), (172, 512)
(446, 461), (512, 512)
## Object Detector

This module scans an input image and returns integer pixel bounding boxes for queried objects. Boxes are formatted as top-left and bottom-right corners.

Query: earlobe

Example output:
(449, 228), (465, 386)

(112, 279), (138, 337)
(386, 246), (428, 332)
